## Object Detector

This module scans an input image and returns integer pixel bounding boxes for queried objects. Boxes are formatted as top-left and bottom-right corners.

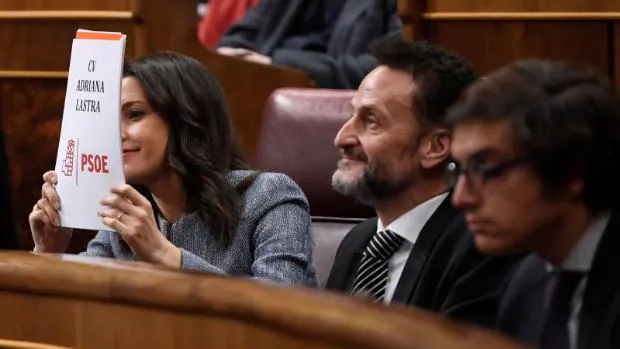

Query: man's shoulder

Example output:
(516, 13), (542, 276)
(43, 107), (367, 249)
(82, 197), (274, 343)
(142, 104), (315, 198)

(351, 217), (378, 232)
(423, 196), (469, 247)
(499, 254), (547, 308)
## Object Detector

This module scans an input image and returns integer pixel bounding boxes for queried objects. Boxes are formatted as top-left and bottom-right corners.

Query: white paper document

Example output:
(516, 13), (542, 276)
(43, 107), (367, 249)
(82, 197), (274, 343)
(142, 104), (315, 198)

(54, 29), (127, 231)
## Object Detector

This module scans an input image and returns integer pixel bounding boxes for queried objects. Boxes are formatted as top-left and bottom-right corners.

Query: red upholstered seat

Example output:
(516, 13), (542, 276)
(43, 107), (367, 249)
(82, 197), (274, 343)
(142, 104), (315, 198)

(254, 88), (374, 285)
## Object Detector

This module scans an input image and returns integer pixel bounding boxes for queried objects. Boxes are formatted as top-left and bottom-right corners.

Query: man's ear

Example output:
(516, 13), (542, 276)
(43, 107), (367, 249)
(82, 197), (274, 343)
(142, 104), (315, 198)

(420, 128), (451, 170)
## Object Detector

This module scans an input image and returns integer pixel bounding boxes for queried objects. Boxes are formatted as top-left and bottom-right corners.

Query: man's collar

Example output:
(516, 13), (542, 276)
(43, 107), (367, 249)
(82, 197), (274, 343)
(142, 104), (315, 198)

(547, 210), (611, 272)
(377, 192), (449, 244)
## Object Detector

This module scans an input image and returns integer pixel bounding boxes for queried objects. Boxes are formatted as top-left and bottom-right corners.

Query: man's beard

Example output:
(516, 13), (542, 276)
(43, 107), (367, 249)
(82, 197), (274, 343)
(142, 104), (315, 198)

(331, 160), (413, 206)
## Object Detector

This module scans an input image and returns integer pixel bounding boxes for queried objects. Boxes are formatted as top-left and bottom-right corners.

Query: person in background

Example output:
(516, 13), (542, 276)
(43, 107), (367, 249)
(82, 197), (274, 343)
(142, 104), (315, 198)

(325, 37), (523, 329)
(197, 0), (260, 49)
(29, 52), (318, 287)
(216, 0), (402, 89)
(448, 59), (620, 349)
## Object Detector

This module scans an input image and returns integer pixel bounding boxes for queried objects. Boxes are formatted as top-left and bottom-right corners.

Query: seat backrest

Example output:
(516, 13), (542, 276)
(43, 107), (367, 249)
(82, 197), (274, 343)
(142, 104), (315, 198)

(254, 88), (375, 285)
(309, 218), (360, 285)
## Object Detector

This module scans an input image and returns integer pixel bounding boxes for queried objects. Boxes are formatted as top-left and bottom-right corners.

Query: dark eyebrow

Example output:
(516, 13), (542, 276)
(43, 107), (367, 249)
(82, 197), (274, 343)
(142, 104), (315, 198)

(121, 101), (146, 110)
(350, 98), (389, 122)
(358, 104), (385, 118)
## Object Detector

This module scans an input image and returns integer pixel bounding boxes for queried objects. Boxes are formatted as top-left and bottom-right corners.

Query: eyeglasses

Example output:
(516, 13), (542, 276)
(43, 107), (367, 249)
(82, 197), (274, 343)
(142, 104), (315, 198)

(445, 157), (528, 189)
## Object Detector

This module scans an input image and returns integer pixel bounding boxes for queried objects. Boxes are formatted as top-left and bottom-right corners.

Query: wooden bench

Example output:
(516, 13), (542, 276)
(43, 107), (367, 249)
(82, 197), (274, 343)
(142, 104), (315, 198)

(0, 251), (528, 349)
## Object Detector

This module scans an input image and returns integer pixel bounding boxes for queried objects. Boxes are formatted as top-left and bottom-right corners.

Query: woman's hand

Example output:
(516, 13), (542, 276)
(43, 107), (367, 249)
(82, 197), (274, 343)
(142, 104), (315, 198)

(28, 171), (73, 253)
(98, 184), (181, 268)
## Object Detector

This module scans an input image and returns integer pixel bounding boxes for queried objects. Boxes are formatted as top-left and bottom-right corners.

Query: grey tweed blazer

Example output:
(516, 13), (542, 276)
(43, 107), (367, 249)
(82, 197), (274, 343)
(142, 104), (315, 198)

(80, 170), (318, 287)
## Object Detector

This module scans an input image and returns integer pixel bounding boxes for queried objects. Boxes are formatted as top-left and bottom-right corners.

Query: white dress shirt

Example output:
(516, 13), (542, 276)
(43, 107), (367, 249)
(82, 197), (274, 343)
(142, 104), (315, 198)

(377, 192), (449, 304)
(550, 211), (610, 349)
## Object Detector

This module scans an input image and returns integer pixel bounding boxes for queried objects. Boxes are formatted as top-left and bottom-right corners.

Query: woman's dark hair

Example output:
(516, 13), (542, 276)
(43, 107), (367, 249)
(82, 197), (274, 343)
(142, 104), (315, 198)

(123, 51), (254, 246)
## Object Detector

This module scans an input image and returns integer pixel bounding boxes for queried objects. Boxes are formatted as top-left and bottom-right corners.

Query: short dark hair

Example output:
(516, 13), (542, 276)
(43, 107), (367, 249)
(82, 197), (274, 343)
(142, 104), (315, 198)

(123, 52), (253, 246)
(447, 59), (620, 211)
(369, 37), (478, 128)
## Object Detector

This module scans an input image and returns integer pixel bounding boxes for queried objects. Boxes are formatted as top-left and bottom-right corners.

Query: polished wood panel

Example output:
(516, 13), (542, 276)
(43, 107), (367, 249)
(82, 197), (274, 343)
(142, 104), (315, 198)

(0, 71), (67, 79)
(0, 252), (528, 349)
(0, 20), (136, 71)
(422, 12), (620, 20)
(427, 0), (620, 12)
(615, 22), (620, 86)
(0, 0), (131, 11)
(1, 293), (345, 349)
(0, 11), (133, 19)
(137, 0), (205, 59)
(0, 339), (72, 349)
(0, 78), (65, 250)
(0, 77), (97, 251)
(397, 0), (426, 41)
(427, 21), (610, 76)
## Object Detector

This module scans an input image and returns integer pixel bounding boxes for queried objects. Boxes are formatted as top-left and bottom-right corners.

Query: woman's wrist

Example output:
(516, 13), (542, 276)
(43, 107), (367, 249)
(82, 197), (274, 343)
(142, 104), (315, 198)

(33, 243), (63, 253)
(32, 245), (47, 253)
(155, 242), (182, 269)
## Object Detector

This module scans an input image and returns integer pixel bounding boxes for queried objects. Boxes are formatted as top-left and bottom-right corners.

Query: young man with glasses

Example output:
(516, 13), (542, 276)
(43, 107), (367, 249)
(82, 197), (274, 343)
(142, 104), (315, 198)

(447, 59), (620, 349)
(325, 37), (523, 329)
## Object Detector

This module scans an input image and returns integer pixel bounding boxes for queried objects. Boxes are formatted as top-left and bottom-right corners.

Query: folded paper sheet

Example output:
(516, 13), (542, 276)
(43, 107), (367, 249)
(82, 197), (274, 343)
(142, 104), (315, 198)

(54, 29), (127, 231)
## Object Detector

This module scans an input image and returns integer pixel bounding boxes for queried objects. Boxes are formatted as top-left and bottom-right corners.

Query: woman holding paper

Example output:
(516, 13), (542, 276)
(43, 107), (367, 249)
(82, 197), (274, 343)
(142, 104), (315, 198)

(29, 52), (318, 286)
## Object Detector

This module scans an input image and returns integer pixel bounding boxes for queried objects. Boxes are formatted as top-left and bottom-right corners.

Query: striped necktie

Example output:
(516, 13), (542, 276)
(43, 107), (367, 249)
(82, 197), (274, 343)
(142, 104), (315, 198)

(350, 229), (405, 303)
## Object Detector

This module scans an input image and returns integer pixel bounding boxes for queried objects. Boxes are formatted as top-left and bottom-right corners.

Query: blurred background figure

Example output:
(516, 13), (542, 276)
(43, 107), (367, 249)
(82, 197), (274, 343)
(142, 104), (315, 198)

(197, 0), (260, 49)
(216, 0), (403, 89)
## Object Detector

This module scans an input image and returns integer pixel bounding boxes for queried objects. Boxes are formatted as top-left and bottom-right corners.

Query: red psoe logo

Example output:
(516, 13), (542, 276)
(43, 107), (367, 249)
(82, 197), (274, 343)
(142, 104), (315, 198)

(62, 139), (76, 176)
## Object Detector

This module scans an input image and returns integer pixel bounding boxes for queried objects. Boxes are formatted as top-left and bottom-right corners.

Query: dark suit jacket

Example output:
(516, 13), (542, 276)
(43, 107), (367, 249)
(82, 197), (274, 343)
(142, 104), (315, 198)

(218, 0), (403, 89)
(326, 196), (524, 328)
(497, 212), (620, 349)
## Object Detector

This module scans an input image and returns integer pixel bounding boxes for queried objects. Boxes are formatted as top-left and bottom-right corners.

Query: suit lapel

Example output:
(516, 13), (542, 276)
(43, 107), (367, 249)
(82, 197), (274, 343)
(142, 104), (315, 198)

(343, 222), (376, 291)
(517, 256), (550, 341)
(579, 212), (620, 349)
(391, 196), (459, 304)
(326, 218), (376, 291)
